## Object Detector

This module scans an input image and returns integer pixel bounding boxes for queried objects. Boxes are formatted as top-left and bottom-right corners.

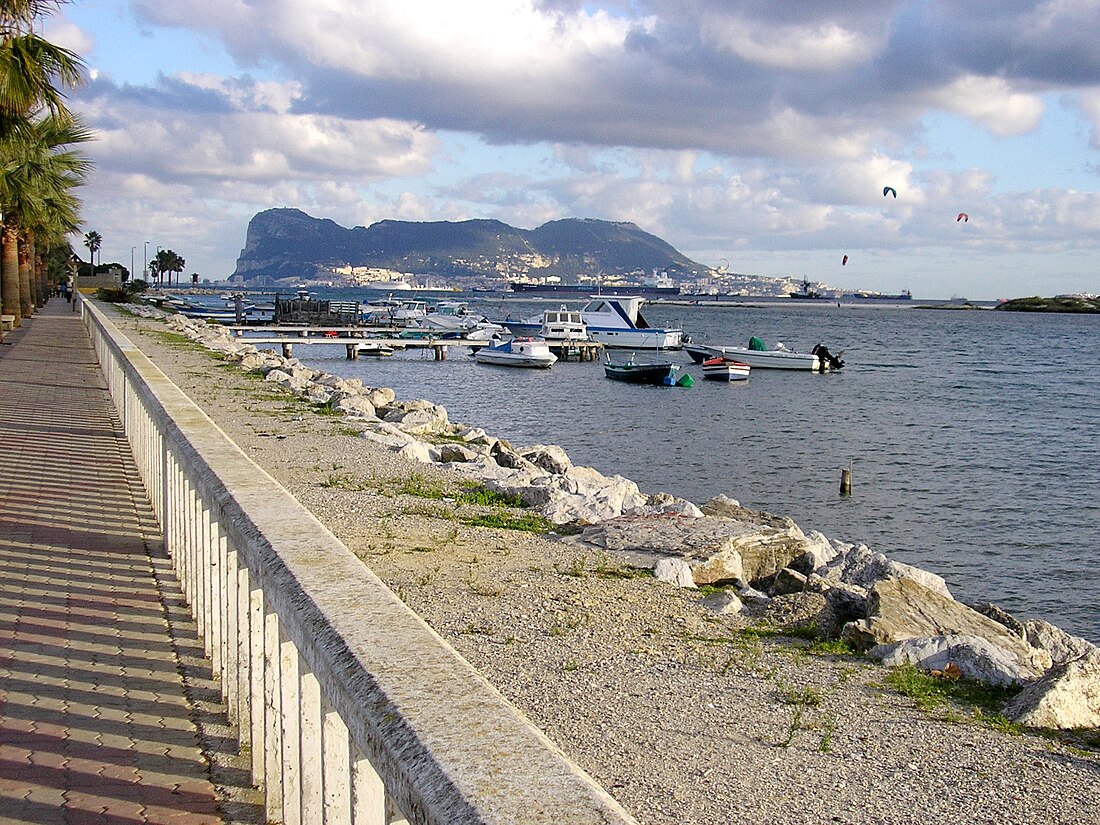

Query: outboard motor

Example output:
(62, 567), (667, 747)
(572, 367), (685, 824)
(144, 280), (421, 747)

(812, 343), (845, 371)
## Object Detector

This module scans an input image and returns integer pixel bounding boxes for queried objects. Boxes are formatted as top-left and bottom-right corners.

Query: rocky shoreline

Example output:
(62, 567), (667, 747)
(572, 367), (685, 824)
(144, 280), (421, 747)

(111, 303), (1100, 824)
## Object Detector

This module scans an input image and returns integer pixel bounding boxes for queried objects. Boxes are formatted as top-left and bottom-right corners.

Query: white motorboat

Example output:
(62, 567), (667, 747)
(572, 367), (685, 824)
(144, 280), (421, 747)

(687, 343), (820, 370)
(578, 296), (682, 349)
(474, 337), (557, 369)
(355, 342), (395, 356)
(702, 357), (750, 381)
(412, 301), (506, 339)
(504, 296), (680, 349)
(537, 306), (589, 342)
(686, 338), (843, 371)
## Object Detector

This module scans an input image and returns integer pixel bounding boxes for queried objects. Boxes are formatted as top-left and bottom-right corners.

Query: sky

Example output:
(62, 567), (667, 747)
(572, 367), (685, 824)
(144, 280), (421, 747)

(44, 0), (1100, 300)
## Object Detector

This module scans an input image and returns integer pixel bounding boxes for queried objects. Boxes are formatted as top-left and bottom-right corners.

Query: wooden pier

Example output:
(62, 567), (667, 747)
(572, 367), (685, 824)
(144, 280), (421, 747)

(226, 325), (603, 361)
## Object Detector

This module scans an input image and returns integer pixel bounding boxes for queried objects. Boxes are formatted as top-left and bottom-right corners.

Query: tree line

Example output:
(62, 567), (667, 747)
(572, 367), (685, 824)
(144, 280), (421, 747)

(0, 1), (193, 325)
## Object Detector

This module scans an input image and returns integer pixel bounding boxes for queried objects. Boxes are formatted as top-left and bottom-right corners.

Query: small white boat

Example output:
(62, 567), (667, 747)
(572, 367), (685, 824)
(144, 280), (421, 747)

(702, 357), (750, 381)
(355, 342), (395, 356)
(474, 337), (557, 369)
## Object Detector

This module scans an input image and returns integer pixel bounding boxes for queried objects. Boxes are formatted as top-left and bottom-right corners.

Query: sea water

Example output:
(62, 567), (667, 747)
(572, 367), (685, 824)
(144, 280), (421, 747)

(287, 297), (1100, 643)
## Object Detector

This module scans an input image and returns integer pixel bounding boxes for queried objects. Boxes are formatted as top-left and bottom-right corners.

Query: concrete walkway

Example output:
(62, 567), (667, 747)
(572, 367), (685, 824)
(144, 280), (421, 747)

(0, 300), (261, 824)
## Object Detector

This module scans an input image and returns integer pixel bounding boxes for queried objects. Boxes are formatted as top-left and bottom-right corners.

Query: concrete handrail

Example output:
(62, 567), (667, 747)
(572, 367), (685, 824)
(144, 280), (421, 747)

(81, 296), (637, 825)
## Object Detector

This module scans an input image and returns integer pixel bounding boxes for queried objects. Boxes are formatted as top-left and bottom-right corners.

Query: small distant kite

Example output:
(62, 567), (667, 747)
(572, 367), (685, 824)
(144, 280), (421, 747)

(957, 212), (969, 222)
(842, 255), (849, 266)
(883, 186), (897, 198)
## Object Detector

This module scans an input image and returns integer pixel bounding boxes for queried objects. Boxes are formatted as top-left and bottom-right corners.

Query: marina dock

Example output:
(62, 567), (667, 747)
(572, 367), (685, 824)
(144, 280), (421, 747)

(226, 325), (604, 360)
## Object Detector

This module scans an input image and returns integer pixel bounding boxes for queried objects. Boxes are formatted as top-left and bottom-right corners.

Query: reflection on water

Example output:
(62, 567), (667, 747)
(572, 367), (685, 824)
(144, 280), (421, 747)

(292, 299), (1100, 642)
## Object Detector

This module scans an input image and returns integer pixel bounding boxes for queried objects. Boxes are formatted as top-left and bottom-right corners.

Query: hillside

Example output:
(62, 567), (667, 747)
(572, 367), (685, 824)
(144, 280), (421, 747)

(230, 208), (710, 284)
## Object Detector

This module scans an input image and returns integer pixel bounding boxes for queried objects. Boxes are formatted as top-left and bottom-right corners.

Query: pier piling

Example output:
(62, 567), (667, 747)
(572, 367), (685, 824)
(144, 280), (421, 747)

(840, 466), (852, 496)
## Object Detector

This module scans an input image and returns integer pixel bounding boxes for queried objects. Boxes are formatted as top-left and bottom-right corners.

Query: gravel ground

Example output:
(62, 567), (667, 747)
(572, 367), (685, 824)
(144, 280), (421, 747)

(109, 306), (1100, 825)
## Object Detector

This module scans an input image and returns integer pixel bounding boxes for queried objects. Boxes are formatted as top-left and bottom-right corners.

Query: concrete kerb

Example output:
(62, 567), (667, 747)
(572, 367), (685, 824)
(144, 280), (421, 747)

(81, 297), (638, 825)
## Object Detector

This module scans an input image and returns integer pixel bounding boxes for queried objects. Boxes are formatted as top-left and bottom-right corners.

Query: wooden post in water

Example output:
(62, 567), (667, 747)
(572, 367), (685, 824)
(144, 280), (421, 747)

(281, 342), (293, 359)
(840, 464), (852, 496)
(346, 344), (359, 360)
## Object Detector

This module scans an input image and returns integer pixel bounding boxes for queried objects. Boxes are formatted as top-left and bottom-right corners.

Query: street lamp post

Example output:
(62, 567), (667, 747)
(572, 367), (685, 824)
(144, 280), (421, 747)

(143, 241), (149, 280)
(130, 247), (135, 282)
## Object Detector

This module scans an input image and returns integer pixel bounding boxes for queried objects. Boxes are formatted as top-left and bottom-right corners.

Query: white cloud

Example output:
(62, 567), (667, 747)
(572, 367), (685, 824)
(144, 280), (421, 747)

(926, 76), (1045, 137)
(701, 17), (873, 71)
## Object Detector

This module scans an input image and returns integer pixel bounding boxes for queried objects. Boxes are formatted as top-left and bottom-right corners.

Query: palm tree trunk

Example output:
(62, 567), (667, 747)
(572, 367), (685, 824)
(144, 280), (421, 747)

(18, 233), (34, 318)
(30, 236), (44, 307)
(2, 221), (22, 326)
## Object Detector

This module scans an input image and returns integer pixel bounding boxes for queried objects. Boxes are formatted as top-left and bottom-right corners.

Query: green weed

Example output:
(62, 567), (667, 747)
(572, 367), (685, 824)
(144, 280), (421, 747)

(458, 511), (551, 532)
(455, 483), (528, 508)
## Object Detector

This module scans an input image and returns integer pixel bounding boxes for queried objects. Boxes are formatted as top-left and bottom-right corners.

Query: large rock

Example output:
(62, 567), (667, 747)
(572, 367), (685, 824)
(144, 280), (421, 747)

(333, 395), (377, 419)
(490, 440), (543, 473)
(1004, 649), (1100, 729)
(870, 634), (1043, 687)
(364, 386), (396, 408)
(264, 369), (310, 393)
(842, 579), (1051, 679)
(383, 402), (449, 435)
(531, 471), (649, 525)
(654, 558), (695, 588)
(581, 513), (816, 586)
(1023, 619), (1098, 667)
(518, 444), (572, 475)
(830, 544), (952, 599)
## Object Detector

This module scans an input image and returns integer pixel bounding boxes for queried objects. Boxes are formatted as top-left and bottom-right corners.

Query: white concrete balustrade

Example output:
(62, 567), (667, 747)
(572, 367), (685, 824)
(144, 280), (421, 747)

(81, 297), (638, 825)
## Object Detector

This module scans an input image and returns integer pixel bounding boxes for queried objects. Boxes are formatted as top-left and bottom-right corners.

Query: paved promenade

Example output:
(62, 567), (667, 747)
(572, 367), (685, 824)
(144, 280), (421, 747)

(0, 300), (260, 824)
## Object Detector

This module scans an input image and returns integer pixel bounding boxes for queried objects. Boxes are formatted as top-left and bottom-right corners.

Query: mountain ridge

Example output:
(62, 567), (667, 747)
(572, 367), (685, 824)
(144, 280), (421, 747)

(231, 208), (711, 284)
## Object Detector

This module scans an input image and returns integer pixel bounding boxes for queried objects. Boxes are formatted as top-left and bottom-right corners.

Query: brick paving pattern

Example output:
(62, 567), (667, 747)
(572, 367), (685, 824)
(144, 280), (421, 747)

(0, 301), (260, 824)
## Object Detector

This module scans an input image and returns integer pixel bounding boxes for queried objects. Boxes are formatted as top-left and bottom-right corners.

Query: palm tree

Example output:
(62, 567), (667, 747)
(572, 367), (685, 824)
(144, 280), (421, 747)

(154, 248), (185, 288)
(83, 229), (100, 271)
(0, 113), (90, 320)
(0, 1), (86, 323)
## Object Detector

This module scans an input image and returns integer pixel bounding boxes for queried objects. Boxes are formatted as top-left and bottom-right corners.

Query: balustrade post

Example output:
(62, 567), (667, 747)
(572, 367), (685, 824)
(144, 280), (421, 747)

(196, 494), (210, 651)
(209, 516), (224, 677)
(235, 563), (251, 736)
(223, 543), (238, 709)
(264, 604), (284, 820)
(280, 636), (303, 825)
(322, 703), (352, 825)
(350, 747), (386, 825)
(248, 585), (266, 783)
(299, 669), (323, 823)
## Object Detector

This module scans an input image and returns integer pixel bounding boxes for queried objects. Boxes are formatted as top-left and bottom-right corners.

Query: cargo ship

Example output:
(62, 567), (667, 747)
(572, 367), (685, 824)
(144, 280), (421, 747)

(842, 289), (912, 301)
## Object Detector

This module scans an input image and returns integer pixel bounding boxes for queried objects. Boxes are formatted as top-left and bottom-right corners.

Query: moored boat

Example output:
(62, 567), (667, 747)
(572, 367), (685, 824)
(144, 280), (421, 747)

(355, 342), (395, 356)
(473, 337), (557, 369)
(702, 357), (750, 381)
(603, 352), (684, 385)
(506, 296), (681, 349)
(686, 338), (843, 371)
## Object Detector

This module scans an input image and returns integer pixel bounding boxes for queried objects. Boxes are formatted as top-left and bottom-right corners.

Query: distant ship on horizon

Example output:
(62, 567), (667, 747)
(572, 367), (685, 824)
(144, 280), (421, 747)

(842, 289), (913, 301)
(510, 270), (681, 297)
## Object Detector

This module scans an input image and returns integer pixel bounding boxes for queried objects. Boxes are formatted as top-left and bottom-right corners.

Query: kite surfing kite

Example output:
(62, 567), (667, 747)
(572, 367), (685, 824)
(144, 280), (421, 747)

(883, 186), (897, 198)
(842, 255), (849, 265)
(957, 212), (969, 222)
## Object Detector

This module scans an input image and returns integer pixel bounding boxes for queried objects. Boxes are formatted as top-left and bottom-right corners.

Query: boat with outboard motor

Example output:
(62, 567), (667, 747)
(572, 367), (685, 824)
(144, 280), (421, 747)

(686, 337), (844, 372)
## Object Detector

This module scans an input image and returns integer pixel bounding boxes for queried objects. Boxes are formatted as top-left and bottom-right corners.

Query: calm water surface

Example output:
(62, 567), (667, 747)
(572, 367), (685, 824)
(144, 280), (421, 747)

(288, 298), (1100, 642)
